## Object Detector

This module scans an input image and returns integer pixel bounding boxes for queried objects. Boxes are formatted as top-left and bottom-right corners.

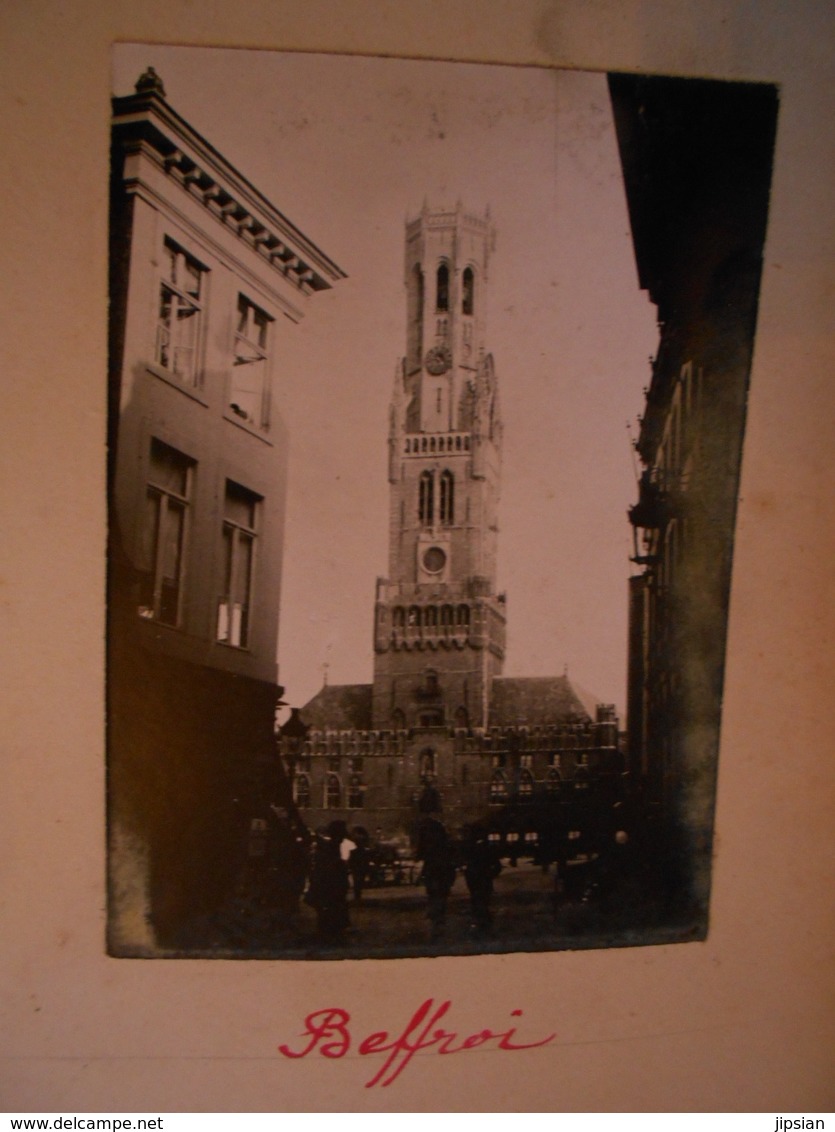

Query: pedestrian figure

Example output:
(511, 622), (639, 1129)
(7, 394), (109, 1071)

(337, 823), (357, 866)
(349, 826), (371, 903)
(463, 823), (502, 936)
(304, 820), (351, 945)
(415, 814), (457, 940)
(594, 826), (644, 919)
(262, 807), (311, 916)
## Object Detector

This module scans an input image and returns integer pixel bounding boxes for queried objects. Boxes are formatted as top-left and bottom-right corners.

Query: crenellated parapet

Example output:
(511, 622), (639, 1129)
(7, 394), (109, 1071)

(279, 710), (617, 763)
(287, 727), (410, 759)
(278, 705), (623, 828)
(373, 588), (506, 657)
(455, 715), (619, 755)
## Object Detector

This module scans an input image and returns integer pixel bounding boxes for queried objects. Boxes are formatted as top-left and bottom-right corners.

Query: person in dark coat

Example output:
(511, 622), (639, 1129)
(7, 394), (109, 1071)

(264, 808), (310, 915)
(304, 821), (351, 945)
(415, 815), (457, 939)
(349, 826), (371, 903)
(463, 823), (502, 936)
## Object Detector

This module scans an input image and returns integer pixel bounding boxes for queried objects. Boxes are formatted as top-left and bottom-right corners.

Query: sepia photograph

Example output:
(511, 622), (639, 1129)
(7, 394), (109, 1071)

(107, 44), (778, 959)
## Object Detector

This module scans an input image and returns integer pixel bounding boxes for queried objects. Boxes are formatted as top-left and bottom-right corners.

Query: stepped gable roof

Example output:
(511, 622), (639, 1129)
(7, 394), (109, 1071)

(298, 683), (373, 731)
(489, 675), (600, 727)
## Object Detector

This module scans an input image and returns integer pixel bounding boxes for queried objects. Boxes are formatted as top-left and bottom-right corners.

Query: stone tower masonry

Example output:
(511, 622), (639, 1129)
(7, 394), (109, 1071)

(372, 203), (506, 730)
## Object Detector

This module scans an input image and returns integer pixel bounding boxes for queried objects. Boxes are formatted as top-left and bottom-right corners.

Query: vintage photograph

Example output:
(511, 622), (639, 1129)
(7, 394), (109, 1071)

(107, 45), (778, 958)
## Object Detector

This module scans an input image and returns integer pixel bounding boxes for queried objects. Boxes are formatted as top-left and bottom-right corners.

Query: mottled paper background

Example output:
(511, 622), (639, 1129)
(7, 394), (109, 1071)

(2, 0), (834, 1112)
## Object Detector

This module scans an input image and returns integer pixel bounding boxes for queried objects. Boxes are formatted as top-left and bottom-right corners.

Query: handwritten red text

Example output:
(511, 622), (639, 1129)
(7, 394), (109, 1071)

(278, 998), (556, 1087)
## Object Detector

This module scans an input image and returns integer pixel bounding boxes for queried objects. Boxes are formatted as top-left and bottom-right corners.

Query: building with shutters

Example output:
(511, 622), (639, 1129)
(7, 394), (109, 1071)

(107, 68), (345, 949)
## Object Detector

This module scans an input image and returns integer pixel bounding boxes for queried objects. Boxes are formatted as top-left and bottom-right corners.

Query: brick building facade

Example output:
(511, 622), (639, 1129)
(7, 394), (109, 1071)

(279, 205), (622, 845)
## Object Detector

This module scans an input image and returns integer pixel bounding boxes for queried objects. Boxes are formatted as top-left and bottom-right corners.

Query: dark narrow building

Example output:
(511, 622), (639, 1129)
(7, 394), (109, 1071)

(610, 74), (779, 922)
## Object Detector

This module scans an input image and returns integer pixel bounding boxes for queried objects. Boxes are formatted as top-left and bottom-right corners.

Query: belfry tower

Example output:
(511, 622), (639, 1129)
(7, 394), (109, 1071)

(372, 203), (505, 730)
(286, 202), (620, 842)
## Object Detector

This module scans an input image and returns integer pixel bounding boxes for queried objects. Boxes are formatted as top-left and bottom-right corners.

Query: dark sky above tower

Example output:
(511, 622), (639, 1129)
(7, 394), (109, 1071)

(112, 46), (658, 714)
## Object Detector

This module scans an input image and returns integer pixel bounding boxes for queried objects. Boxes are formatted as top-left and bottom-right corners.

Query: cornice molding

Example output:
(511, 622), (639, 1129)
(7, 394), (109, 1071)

(112, 88), (347, 298)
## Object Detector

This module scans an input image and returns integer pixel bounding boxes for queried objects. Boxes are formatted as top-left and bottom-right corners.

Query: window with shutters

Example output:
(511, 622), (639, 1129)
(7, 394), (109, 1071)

(230, 294), (273, 429)
(217, 481), (260, 649)
(156, 239), (205, 386)
(138, 439), (194, 627)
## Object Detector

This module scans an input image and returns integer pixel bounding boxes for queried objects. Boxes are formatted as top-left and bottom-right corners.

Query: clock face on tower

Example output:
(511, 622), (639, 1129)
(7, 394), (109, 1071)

(424, 345), (452, 375)
(422, 545), (447, 574)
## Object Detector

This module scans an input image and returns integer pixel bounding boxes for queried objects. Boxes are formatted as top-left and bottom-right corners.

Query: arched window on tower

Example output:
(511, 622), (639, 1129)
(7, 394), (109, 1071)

(324, 773), (342, 808)
(419, 470), (434, 525)
(419, 748), (436, 780)
(574, 764), (590, 793)
(347, 775), (364, 808)
(293, 773), (311, 808)
(489, 771), (509, 805)
(436, 263), (449, 312)
(518, 769), (535, 803)
(439, 470), (455, 525)
(462, 266), (474, 316)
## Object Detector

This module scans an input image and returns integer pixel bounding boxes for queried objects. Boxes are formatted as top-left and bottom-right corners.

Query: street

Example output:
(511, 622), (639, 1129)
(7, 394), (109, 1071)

(175, 857), (680, 959)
